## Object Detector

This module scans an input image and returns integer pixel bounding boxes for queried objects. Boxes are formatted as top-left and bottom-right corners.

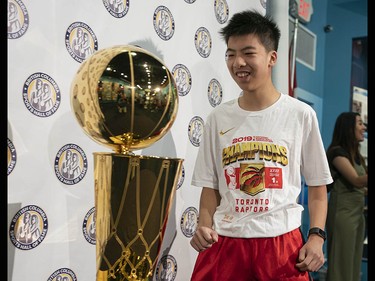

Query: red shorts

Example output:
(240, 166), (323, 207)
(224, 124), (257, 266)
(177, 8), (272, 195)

(190, 228), (312, 281)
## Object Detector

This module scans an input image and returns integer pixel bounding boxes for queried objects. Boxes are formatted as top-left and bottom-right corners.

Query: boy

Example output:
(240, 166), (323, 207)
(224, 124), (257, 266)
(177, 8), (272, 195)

(190, 9), (332, 281)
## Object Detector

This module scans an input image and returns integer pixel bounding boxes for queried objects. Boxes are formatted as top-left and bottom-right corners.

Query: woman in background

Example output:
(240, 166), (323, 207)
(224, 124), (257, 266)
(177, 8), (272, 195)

(326, 112), (367, 281)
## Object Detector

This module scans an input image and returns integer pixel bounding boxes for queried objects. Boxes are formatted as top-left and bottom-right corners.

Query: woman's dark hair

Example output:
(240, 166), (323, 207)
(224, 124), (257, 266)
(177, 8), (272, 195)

(219, 9), (281, 52)
(327, 112), (365, 167)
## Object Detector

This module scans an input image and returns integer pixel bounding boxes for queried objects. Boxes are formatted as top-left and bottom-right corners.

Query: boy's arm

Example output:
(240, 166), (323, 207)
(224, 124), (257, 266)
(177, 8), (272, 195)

(296, 185), (327, 272)
(190, 187), (221, 252)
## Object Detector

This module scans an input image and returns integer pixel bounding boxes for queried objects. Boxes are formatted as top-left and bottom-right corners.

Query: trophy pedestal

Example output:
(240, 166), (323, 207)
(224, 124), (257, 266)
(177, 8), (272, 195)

(94, 153), (183, 281)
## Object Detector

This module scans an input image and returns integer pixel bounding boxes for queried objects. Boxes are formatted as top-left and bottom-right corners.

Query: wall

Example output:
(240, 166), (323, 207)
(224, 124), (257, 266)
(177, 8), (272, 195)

(322, 0), (367, 147)
(293, 0), (367, 147)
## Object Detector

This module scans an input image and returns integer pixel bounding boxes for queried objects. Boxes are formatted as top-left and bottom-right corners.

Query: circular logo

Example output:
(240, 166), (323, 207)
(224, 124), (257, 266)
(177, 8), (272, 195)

(184, 0), (196, 3)
(82, 207), (96, 245)
(54, 143), (88, 185)
(176, 164), (185, 190)
(188, 116), (204, 147)
(65, 22), (98, 63)
(8, 138), (17, 175)
(172, 64), (192, 97)
(102, 0), (129, 18)
(8, 0), (29, 39)
(47, 268), (78, 281)
(214, 0), (229, 24)
(23, 72), (61, 117)
(180, 206), (198, 238)
(9, 205), (48, 250)
(153, 6), (175, 41)
(207, 78), (223, 107)
(155, 255), (177, 281)
(194, 27), (212, 58)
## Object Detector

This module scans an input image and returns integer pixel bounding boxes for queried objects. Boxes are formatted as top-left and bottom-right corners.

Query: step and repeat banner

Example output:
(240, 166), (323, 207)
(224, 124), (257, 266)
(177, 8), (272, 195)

(8, 1), (280, 280)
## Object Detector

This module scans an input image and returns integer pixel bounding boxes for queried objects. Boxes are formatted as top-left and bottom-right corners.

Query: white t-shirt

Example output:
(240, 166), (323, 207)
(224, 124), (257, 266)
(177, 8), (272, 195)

(191, 93), (332, 238)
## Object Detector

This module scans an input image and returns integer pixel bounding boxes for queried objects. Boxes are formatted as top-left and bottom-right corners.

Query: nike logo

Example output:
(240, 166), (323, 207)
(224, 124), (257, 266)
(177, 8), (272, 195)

(219, 127), (235, 135)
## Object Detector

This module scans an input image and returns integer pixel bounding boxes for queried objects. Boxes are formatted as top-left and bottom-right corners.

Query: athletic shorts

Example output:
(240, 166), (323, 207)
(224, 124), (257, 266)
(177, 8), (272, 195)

(190, 227), (312, 281)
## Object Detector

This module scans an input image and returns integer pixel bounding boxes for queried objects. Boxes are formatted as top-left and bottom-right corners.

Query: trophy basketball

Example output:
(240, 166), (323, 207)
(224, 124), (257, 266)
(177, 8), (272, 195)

(70, 45), (183, 281)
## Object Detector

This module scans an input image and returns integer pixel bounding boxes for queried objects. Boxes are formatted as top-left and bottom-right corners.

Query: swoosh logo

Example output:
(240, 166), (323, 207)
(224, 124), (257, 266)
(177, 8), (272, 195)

(219, 127), (235, 136)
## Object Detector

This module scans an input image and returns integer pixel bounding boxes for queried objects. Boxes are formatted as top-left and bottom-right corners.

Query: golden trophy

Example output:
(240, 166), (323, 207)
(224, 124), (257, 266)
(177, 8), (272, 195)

(70, 45), (183, 281)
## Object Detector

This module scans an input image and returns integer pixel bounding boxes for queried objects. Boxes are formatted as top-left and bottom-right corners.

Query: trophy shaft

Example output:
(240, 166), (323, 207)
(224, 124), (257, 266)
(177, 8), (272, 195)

(94, 153), (183, 281)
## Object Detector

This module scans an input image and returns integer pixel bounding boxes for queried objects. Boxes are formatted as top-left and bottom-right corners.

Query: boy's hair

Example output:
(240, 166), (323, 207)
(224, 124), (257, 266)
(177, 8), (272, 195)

(219, 9), (281, 52)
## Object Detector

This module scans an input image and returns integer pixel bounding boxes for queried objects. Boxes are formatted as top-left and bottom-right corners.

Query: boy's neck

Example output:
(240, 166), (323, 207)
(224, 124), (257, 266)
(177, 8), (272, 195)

(239, 87), (281, 111)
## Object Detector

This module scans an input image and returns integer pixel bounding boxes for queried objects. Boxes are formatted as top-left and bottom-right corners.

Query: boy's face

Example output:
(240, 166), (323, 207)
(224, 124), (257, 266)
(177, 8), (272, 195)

(225, 34), (276, 92)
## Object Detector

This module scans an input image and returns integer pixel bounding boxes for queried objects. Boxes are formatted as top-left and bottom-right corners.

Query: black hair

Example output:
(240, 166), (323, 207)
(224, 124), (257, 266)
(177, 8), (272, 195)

(219, 9), (281, 52)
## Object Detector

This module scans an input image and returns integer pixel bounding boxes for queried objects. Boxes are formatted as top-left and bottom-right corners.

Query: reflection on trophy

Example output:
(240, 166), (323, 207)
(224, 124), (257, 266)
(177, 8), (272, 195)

(70, 45), (183, 281)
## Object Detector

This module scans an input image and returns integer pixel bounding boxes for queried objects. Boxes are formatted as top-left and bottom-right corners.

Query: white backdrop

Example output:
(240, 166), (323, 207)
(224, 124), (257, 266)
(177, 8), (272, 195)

(8, 1), (288, 280)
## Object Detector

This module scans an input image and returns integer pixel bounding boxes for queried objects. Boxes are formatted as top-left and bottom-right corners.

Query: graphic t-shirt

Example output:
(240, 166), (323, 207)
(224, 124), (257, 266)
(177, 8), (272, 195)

(191, 93), (332, 238)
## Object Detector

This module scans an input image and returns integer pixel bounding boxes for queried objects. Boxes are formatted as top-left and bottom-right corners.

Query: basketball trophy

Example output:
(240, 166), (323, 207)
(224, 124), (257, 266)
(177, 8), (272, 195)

(70, 45), (183, 281)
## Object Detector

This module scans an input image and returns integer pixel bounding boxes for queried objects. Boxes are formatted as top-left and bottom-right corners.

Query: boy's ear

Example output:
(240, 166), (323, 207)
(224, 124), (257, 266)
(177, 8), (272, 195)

(269, 51), (277, 65)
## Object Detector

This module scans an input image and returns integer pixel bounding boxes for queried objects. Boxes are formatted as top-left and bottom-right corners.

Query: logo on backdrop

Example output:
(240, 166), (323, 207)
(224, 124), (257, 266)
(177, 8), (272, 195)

(7, 0), (29, 39)
(9, 205), (48, 250)
(176, 164), (185, 190)
(23, 72), (61, 117)
(194, 27), (212, 58)
(180, 206), (198, 238)
(153, 6), (175, 41)
(65, 21), (98, 63)
(172, 64), (192, 97)
(155, 255), (177, 281)
(188, 116), (204, 147)
(47, 268), (78, 281)
(207, 78), (223, 107)
(54, 144), (88, 185)
(7, 138), (17, 175)
(103, 0), (129, 18)
(184, 0), (196, 3)
(214, 0), (229, 24)
(82, 207), (96, 245)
